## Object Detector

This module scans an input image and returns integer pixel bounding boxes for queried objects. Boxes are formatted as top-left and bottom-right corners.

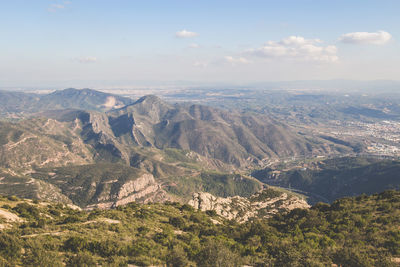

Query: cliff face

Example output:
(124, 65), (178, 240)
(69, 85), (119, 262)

(189, 188), (310, 223)
(86, 172), (170, 209)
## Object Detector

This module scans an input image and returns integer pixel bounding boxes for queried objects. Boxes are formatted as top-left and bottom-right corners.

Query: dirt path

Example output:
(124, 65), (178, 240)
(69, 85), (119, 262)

(82, 218), (121, 225)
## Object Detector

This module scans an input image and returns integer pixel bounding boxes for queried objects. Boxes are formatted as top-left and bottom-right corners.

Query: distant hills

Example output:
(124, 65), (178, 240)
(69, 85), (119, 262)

(253, 156), (400, 203)
(0, 88), (133, 115)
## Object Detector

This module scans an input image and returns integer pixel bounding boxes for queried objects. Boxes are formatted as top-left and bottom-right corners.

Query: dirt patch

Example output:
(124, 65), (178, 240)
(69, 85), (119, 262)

(392, 257), (400, 264)
(82, 218), (121, 225)
(0, 223), (11, 230)
(0, 208), (23, 222)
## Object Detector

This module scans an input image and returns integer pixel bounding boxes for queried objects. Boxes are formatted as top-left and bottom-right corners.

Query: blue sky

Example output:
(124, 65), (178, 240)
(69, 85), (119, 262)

(1, 0), (399, 87)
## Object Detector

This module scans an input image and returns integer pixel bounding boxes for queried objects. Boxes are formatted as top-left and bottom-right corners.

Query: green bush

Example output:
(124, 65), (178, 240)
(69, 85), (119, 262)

(23, 245), (63, 267)
(169, 217), (186, 228)
(0, 233), (22, 260)
(64, 236), (90, 252)
(12, 203), (40, 219)
(66, 252), (97, 267)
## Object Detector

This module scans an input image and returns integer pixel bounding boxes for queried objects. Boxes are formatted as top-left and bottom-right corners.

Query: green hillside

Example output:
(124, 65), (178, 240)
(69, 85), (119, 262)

(0, 190), (399, 266)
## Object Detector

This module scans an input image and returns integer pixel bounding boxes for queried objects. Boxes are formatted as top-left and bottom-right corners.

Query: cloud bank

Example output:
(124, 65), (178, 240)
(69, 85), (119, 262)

(339, 31), (392, 45)
(247, 36), (338, 63)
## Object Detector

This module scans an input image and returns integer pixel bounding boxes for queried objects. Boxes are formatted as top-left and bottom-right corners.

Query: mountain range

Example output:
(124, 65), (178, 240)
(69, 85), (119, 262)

(0, 88), (397, 211)
(45, 92), (356, 166)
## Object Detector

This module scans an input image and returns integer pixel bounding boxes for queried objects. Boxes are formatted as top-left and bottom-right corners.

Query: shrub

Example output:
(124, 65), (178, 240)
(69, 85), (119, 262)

(205, 210), (217, 217)
(166, 245), (194, 267)
(91, 240), (121, 257)
(66, 252), (96, 267)
(196, 238), (241, 267)
(169, 217), (185, 228)
(62, 215), (82, 224)
(23, 246), (63, 267)
(7, 196), (18, 201)
(180, 204), (194, 212)
(64, 236), (90, 252)
(0, 233), (22, 260)
(12, 203), (40, 219)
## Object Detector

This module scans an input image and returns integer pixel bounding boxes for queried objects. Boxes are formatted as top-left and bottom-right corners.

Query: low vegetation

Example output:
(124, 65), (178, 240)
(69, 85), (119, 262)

(0, 190), (399, 266)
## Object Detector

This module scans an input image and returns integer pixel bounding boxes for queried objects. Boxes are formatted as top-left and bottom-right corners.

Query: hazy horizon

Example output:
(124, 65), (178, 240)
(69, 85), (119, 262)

(2, 79), (400, 95)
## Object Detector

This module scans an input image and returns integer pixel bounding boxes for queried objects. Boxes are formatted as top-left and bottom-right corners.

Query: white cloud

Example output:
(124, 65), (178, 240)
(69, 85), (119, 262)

(48, 1), (71, 12)
(225, 56), (251, 65)
(247, 36), (338, 63)
(339, 31), (392, 45)
(279, 36), (322, 46)
(188, 43), (200, 48)
(175, 30), (199, 38)
(75, 57), (97, 63)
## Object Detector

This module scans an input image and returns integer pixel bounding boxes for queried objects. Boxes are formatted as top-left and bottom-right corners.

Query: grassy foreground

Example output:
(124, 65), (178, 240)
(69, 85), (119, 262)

(0, 190), (399, 266)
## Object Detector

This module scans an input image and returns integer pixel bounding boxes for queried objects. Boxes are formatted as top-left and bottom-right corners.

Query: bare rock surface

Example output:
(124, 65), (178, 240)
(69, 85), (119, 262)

(189, 188), (310, 223)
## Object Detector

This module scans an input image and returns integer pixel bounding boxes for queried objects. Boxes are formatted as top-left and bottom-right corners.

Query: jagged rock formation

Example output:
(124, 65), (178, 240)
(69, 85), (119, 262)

(86, 173), (170, 210)
(189, 188), (310, 223)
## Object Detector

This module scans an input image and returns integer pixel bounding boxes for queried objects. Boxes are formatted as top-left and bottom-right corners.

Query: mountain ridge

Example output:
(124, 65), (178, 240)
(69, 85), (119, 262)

(0, 88), (134, 116)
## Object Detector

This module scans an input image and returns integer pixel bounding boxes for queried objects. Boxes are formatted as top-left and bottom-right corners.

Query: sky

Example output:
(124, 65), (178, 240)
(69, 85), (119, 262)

(0, 0), (399, 87)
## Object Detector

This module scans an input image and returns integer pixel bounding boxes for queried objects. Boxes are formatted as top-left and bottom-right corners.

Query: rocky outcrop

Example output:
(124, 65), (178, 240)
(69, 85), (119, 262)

(86, 173), (171, 210)
(189, 188), (310, 223)
(117, 173), (155, 199)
